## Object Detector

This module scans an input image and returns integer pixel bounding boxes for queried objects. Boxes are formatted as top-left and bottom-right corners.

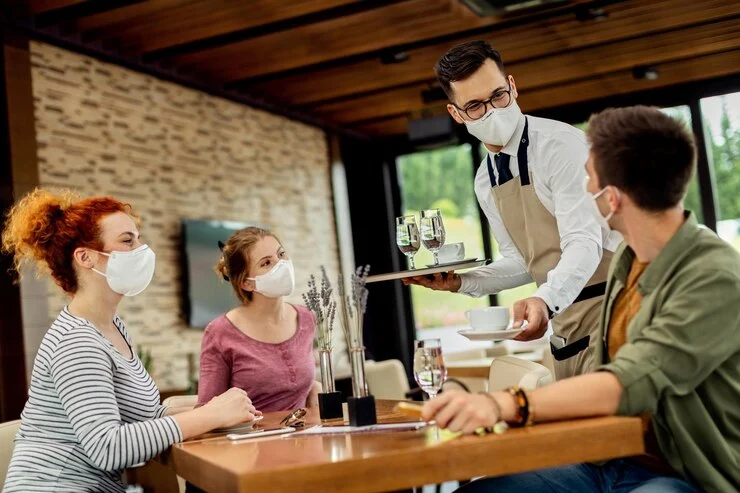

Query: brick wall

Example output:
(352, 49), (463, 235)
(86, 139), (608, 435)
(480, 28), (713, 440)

(26, 42), (339, 390)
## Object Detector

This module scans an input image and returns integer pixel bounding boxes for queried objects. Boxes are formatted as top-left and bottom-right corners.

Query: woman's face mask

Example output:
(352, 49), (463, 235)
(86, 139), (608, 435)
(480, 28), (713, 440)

(91, 244), (156, 296)
(248, 259), (295, 298)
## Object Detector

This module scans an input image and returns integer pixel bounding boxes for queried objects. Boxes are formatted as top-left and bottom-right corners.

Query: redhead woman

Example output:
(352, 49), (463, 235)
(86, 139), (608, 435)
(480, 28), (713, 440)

(198, 227), (320, 412)
(1, 189), (258, 492)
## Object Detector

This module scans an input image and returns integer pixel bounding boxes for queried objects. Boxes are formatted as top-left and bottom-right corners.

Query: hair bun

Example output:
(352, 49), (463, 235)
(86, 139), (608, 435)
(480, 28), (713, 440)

(215, 257), (229, 281)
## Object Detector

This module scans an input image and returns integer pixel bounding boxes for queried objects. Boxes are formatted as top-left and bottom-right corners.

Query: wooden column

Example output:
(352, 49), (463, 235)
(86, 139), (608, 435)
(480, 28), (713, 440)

(0, 31), (39, 421)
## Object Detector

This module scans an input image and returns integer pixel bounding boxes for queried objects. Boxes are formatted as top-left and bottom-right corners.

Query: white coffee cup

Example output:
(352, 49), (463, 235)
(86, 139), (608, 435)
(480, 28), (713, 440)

(438, 243), (465, 264)
(464, 306), (510, 331)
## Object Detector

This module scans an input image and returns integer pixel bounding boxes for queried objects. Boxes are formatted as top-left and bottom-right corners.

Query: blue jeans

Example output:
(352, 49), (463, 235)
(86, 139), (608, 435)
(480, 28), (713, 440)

(456, 459), (699, 493)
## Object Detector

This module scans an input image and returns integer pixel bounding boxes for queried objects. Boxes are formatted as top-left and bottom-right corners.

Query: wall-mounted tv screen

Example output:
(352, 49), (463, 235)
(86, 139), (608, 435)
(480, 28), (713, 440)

(181, 219), (258, 329)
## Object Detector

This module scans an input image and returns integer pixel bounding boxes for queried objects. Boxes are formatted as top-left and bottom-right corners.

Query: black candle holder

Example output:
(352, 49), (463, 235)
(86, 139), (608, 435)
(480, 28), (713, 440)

(348, 394), (377, 427)
(318, 391), (343, 420)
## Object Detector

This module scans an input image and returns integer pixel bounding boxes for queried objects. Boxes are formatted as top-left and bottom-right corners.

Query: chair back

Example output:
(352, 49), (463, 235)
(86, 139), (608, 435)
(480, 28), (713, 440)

(488, 356), (552, 391)
(0, 419), (21, 488)
(365, 359), (410, 400)
(162, 394), (198, 408)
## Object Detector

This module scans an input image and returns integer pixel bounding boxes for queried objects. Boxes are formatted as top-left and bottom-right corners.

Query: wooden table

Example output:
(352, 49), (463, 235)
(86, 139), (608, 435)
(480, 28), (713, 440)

(162, 400), (644, 492)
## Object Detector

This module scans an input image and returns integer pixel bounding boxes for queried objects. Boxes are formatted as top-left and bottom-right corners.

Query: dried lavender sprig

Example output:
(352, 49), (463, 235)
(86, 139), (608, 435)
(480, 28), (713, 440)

(337, 274), (355, 350)
(337, 265), (370, 349)
(303, 267), (337, 351)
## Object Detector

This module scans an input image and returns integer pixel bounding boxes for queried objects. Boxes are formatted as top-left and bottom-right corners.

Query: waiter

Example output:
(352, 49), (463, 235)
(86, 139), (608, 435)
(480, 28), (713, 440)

(405, 40), (622, 379)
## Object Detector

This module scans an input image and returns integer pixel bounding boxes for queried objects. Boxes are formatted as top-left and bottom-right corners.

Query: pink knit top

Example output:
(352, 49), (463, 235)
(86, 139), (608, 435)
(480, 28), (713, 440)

(198, 304), (316, 412)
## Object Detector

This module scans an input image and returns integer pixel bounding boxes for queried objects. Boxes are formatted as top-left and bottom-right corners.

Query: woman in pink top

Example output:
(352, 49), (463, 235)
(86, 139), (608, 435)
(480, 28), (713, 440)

(198, 227), (320, 412)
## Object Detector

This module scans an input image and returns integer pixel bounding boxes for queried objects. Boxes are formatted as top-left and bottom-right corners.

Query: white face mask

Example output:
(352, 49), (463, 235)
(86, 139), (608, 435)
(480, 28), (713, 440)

(583, 176), (616, 232)
(248, 259), (295, 298)
(92, 244), (156, 297)
(462, 98), (522, 147)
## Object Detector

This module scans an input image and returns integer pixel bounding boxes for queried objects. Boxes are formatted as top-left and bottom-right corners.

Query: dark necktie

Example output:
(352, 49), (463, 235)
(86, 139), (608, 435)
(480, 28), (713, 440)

(495, 153), (513, 186)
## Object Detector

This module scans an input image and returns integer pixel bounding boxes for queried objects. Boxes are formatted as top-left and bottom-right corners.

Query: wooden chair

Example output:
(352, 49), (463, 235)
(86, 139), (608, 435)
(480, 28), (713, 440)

(365, 359), (410, 400)
(488, 356), (553, 391)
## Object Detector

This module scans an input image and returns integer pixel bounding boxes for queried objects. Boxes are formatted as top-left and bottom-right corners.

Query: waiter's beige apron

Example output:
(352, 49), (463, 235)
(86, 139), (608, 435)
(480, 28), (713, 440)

(488, 118), (612, 379)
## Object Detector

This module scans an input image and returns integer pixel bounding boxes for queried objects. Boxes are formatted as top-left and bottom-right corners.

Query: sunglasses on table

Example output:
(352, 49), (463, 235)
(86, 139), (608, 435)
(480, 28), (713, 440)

(279, 408), (307, 428)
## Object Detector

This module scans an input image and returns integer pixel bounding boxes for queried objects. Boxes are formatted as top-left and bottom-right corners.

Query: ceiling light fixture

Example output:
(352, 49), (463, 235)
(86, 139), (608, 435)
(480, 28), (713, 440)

(458, 0), (567, 17)
(575, 6), (608, 22)
(380, 51), (410, 65)
(632, 66), (659, 81)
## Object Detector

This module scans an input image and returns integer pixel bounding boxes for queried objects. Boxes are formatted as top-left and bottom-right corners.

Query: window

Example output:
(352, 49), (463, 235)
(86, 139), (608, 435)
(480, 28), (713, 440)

(659, 106), (703, 224)
(575, 106), (703, 223)
(700, 92), (740, 250)
(396, 144), (489, 336)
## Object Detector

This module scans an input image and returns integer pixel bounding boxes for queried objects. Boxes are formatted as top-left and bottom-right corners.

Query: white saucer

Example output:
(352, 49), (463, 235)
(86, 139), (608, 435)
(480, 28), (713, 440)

(213, 415), (263, 433)
(457, 327), (525, 341)
(425, 258), (479, 268)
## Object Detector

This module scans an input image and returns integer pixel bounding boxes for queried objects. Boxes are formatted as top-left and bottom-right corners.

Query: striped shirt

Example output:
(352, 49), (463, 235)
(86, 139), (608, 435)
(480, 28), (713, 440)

(3, 308), (183, 492)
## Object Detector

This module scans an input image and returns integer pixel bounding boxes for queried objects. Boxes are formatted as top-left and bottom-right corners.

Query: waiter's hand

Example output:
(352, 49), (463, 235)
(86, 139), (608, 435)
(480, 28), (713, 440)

(402, 272), (461, 292)
(512, 297), (550, 341)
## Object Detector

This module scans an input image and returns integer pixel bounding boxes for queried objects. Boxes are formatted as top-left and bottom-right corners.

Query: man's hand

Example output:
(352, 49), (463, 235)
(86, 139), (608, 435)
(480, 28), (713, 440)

(513, 297), (550, 341)
(402, 272), (461, 292)
(421, 391), (501, 434)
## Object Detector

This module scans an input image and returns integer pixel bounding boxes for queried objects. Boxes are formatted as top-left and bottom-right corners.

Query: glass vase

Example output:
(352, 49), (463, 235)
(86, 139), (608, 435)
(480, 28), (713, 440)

(349, 347), (368, 398)
(318, 349), (336, 393)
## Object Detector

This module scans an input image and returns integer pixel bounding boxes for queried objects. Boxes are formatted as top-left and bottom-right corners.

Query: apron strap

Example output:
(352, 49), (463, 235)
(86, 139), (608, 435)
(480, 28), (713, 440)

(573, 281), (607, 304)
(550, 335), (590, 361)
(517, 117), (530, 186)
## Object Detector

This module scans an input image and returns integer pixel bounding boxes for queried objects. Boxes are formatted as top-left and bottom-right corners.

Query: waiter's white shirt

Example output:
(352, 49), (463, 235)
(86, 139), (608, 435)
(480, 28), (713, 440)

(459, 114), (623, 314)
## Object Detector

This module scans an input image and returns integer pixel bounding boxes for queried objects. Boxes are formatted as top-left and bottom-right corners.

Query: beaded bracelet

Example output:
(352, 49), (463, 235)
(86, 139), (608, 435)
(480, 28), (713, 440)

(525, 389), (535, 426)
(506, 386), (529, 427)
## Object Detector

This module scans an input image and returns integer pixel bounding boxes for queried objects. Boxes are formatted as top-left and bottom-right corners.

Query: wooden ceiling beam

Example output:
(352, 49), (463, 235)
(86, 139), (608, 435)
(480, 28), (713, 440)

(521, 48), (740, 112)
(354, 49), (740, 136)
(240, 0), (740, 106)
(32, 0), (146, 28)
(70, 0), (202, 34)
(76, 0), (371, 56)
(312, 17), (740, 124)
(24, 0), (87, 15)
(167, 0), (594, 81)
(353, 115), (415, 137)
(139, 0), (403, 62)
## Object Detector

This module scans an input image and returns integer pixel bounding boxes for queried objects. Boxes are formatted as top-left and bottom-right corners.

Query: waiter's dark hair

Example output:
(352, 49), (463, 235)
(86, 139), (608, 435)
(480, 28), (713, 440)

(588, 106), (696, 211)
(435, 40), (505, 100)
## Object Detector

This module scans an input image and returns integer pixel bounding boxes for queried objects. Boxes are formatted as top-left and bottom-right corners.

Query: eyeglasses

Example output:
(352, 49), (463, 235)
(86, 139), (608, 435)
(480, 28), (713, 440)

(455, 86), (513, 121)
(279, 408), (307, 428)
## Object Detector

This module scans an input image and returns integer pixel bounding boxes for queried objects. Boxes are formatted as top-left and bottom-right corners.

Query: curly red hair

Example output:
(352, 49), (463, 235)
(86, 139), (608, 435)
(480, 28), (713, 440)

(1, 188), (137, 294)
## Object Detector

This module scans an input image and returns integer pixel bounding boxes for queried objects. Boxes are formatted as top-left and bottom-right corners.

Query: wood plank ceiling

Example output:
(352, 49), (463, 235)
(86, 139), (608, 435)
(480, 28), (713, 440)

(4, 0), (740, 138)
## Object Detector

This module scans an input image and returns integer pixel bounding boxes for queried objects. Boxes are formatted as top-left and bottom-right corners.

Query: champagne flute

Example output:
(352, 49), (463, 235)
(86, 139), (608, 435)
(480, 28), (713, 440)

(420, 209), (446, 266)
(396, 215), (421, 269)
(413, 339), (447, 400)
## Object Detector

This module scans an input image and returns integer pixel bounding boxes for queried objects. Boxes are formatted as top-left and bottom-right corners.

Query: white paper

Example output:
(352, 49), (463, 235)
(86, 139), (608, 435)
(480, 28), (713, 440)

(292, 422), (428, 435)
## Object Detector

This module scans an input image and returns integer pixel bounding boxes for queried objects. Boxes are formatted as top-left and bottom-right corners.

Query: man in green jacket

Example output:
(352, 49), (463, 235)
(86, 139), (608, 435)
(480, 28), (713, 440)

(421, 105), (740, 493)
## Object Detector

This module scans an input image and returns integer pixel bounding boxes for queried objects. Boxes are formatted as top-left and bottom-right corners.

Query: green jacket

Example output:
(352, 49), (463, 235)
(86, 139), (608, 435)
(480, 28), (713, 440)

(600, 212), (740, 493)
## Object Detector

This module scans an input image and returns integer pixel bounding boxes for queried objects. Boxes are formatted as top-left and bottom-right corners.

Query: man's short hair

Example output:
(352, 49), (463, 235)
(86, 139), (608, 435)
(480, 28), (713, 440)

(588, 106), (697, 211)
(435, 40), (505, 101)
